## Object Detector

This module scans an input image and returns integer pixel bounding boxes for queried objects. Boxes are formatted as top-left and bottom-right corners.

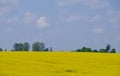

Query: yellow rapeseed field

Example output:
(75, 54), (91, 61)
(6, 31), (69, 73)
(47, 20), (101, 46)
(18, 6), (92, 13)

(0, 52), (120, 76)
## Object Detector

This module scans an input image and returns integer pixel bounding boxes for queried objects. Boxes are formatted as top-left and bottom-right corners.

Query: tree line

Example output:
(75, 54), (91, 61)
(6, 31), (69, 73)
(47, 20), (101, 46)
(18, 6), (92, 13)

(0, 43), (117, 53)
(0, 42), (52, 52)
(75, 44), (116, 53)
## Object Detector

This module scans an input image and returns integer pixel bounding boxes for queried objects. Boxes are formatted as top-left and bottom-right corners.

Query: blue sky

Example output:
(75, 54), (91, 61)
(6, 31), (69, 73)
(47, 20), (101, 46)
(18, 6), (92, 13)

(0, 0), (120, 51)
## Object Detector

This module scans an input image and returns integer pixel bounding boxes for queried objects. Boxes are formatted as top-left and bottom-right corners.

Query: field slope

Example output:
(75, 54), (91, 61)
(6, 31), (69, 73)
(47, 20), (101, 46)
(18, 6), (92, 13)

(0, 52), (120, 76)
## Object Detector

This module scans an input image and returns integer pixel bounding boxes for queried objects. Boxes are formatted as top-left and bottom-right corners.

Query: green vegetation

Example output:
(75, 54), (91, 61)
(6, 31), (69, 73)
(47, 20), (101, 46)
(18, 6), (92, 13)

(32, 42), (45, 51)
(0, 42), (116, 53)
(75, 44), (116, 53)
(0, 48), (3, 51)
(13, 42), (30, 51)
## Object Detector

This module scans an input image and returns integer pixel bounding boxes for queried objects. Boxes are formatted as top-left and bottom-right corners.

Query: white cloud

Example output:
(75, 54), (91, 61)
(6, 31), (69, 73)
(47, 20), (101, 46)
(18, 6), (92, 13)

(90, 15), (102, 22)
(57, 0), (110, 24)
(0, 0), (18, 4)
(66, 15), (87, 22)
(82, 0), (109, 9)
(0, 7), (7, 15)
(92, 28), (104, 34)
(24, 12), (36, 24)
(0, 17), (18, 24)
(58, 15), (87, 23)
(57, 0), (109, 9)
(7, 17), (18, 24)
(0, 0), (19, 16)
(107, 10), (120, 23)
(57, 0), (81, 7)
(6, 27), (14, 32)
(59, 15), (103, 23)
(37, 16), (50, 29)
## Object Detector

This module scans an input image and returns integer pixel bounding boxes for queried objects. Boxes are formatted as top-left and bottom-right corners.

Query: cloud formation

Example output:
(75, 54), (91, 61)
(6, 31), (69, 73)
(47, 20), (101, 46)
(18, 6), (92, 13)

(90, 15), (102, 23)
(107, 10), (120, 23)
(92, 28), (104, 34)
(24, 12), (36, 24)
(66, 15), (87, 22)
(58, 15), (88, 23)
(0, 0), (19, 16)
(37, 16), (50, 29)
(57, 0), (109, 9)
(0, 17), (18, 24)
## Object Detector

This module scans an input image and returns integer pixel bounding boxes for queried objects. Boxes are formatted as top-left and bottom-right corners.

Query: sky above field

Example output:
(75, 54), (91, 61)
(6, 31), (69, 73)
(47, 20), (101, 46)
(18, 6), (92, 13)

(0, 0), (120, 51)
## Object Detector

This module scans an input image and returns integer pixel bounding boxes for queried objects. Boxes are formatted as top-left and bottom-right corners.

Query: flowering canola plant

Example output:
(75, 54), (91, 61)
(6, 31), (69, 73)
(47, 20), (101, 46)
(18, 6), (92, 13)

(0, 52), (120, 76)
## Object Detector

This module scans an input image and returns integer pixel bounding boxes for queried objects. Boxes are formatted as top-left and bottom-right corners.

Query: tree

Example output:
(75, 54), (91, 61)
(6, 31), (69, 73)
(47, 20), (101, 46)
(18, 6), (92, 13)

(99, 49), (106, 53)
(44, 48), (49, 51)
(22, 42), (30, 51)
(11, 49), (14, 51)
(74, 44), (117, 53)
(39, 42), (45, 51)
(32, 42), (40, 51)
(105, 44), (111, 52)
(0, 48), (3, 51)
(76, 47), (93, 52)
(13, 43), (19, 51)
(81, 47), (86, 52)
(32, 42), (45, 51)
(110, 48), (116, 53)
(13, 43), (23, 51)
(76, 49), (81, 52)
(4, 49), (7, 52)
(18, 43), (23, 51)
(93, 49), (98, 52)
(50, 47), (53, 52)
(80, 47), (93, 52)
(86, 48), (92, 52)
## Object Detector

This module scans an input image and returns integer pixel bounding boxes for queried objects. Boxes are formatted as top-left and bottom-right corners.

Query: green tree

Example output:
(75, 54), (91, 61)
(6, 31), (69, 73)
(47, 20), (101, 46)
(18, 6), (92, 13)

(110, 48), (116, 53)
(4, 49), (7, 51)
(39, 42), (45, 51)
(76, 47), (93, 52)
(86, 48), (92, 52)
(22, 42), (30, 51)
(32, 42), (40, 51)
(11, 49), (14, 51)
(13, 43), (23, 51)
(76, 49), (81, 52)
(32, 42), (45, 51)
(99, 48), (106, 53)
(93, 49), (98, 52)
(81, 47), (86, 52)
(81, 47), (93, 52)
(105, 44), (111, 52)
(50, 47), (52, 52)
(13, 43), (19, 51)
(18, 43), (23, 51)
(0, 48), (3, 51)
(44, 48), (49, 51)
